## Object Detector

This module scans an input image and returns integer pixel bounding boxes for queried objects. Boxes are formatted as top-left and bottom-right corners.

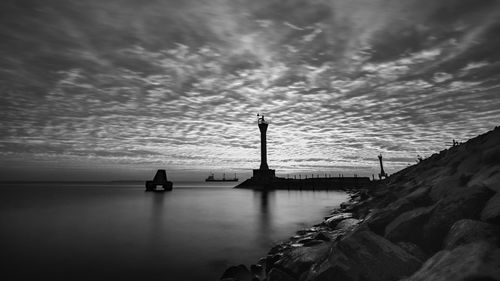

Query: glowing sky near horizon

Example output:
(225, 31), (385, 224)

(1, 0), (500, 181)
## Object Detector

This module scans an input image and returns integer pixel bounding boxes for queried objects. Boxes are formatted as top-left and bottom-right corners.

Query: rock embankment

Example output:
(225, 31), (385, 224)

(221, 126), (500, 281)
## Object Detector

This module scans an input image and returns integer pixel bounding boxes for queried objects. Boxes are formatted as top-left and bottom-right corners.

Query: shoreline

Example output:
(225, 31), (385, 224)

(221, 126), (500, 281)
(221, 188), (371, 281)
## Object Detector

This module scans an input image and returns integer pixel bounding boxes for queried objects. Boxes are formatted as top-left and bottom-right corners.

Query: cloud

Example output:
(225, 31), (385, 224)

(433, 72), (453, 83)
(0, 0), (500, 180)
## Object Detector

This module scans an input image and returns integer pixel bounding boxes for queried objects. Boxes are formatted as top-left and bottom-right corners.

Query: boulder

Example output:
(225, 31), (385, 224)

(444, 219), (499, 249)
(265, 253), (283, 274)
(312, 232), (331, 242)
(397, 242), (428, 261)
(403, 242), (500, 281)
(422, 184), (494, 251)
(267, 268), (296, 281)
(220, 264), (253, 281)
(269, 243), (288, 255)
(365, 198), (414, 234)
(274, 243), (330, 278)
(340, 202), (356, 211)
(335, 218), (361, 230)
(468, 165), (500, 192)
(428, 174), (464, 202)
(296, 237), (315, 245)
(481, 192), (500, 224)
(310, 230), (422, 281)
(455, 149), (483, 177)
(403, 186), (432, 206)
(482, 144), (500, 164)
(250, 264), (263, 278)
(349, 199), (372, 218)
(384, 205), (435, 244)
(296, 227), (319, 235)
(324, 213), (352, 228)
(303, 239), (324, 247)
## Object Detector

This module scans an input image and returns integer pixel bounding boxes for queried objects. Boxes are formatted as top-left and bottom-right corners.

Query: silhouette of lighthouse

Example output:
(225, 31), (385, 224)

(258, 114), (269, 170)
(253, 114), (275, 182)
(378, 153), (388, 179)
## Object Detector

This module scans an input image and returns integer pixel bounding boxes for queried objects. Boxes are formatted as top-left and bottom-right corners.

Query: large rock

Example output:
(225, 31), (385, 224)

(267, 268), (296, 281)
(366, 186), (433, 236)
(428, 174), (464, 202)
(324, 212), (353, 228)
(250, 264), (263, 277)
(397, 242), (428, 261)
(312, 232), (331, 242)
(422, 184), (494, 251)
(274, 243), (330, 278)
(265, 253), (283, 274)
(481, 192), (500, 224)
(335, 218), (361, 231)
(455, 147), (483, 176)
(403, 242), (500, 281)
(468, 165), (500, 192)
(309, 230), (423, 281)
(384, 205), (435, 245)
(444, 219), (500, 249)
(365, 198), (414, 234)
(403, 186), (432, 205)
(482, 144), (500, 165)
(220, 264), (253, 281)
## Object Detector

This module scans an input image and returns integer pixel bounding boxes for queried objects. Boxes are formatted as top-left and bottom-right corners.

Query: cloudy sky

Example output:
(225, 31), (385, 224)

(1, 0), (500, 181)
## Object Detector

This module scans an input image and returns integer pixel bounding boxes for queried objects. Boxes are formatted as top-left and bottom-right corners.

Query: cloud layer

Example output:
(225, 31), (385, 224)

(1, 0), (500, 180)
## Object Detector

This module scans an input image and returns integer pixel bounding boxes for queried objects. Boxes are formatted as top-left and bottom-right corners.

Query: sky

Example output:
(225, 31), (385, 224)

(1, 0), (500, 181)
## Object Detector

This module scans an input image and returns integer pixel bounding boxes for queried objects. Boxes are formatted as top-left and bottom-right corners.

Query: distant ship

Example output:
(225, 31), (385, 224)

(205, 173), (239, 182)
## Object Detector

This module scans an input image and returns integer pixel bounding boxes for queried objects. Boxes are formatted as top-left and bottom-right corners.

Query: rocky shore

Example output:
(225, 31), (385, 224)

(221, 126), (500, 281)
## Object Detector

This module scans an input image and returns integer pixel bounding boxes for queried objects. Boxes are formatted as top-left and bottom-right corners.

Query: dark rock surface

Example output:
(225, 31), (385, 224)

(481, 192), (500, 224)
(274, 243), (330, 278)
(365, 198), (414, 235)
(221, 126), (500, 281)
(312, 232), (330, 242)
(403, 242), (500, 281)
(469, 165), (500, 192)
(267, 268), (296, 281)
(397, 242), (428, 261)
(422, 184), (494, 251)
(309, 230), (422, 281)
(385, 204), (435, 245)
(334, 218), (361, 230)
(221, 265), (253, 281)
(324, 212), (352, 228)
(250, 264), (263, 277)
(444, 219), (500, 249)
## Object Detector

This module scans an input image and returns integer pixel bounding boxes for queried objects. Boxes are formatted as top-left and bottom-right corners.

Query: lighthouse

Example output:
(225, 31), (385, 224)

(234, 114), (372, 190)
(252, 114), (275, 182)
(258, 114), (269, 170)
(378, 153), (388, 179)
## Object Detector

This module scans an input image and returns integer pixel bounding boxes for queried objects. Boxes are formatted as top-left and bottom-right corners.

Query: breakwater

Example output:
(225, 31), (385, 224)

(222, 126), (500, 281)
(235, 176), (372, 190)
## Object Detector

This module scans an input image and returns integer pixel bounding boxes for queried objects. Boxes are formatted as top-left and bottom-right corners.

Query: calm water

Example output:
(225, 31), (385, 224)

(0, 182), (348, 281)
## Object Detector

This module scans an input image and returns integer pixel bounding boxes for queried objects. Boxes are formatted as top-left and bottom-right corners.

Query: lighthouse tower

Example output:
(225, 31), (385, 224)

(378, 153), (388, 179)
(253, 114), (275, 182)
(258, 114), (269, 170)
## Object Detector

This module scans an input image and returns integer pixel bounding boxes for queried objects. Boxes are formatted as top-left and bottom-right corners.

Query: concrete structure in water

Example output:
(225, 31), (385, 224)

(145, 169), (173, 191)
(235, 114), (371, 190)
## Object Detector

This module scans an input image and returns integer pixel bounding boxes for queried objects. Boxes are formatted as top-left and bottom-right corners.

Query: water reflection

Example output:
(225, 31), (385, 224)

(253, 190), (276, 247)
(149, 192), (166, 241)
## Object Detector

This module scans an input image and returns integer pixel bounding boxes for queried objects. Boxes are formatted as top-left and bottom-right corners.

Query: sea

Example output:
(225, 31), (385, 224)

(0, 181), (348, 281)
